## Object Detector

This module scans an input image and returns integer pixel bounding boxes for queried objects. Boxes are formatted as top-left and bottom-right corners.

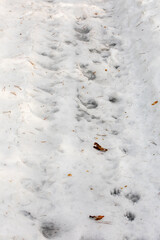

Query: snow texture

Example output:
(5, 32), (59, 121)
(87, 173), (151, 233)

(0, 0), (160, 239)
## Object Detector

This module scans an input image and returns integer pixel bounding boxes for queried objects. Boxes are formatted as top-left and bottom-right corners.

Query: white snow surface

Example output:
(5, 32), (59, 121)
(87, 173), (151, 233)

(0, 0), (160, 239)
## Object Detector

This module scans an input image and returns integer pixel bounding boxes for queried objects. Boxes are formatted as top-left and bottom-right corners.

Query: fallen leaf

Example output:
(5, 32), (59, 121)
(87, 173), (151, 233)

(152, 101), (158, 106)
(89, 215), (104, 221)
(125, 185), (127, 188)
(90, 188), (93, 190)
(104, 26), (107, 28)
(94, 12), (98, 15)
(10, 92), (16, 96)
(105, 69), (107, 71)
(14, 85), (22, 90)
(28, 60), (36, 67)
(41, 141), (46, 143)
(68, 174), (72, 176)
(93, 142), (108, 152)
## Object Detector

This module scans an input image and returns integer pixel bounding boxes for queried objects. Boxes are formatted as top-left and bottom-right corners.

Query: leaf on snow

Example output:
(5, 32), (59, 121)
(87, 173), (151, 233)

(10, 92), (16, 96)
(93, 142), (108, 152)
(14, 85), (22, 90)
(89, 215), (104, 221)
(152, 101), (158, 105)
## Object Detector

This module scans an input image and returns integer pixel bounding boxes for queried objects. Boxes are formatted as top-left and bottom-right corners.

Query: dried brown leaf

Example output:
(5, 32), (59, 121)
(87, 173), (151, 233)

(89, 215), (104, 221)
(152, 101), (158, 106)
(93, 142), (108, 152)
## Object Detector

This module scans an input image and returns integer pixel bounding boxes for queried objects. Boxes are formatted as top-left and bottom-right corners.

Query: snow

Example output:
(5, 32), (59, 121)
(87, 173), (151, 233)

(0, 0), (160, 239)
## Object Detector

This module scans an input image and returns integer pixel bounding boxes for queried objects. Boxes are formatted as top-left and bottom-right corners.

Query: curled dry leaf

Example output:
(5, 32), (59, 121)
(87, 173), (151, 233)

(68, 174), (72, 176)
(152, 101), (158, 106)
(93, 142), (108, 152)
(89, 215), (104, 221)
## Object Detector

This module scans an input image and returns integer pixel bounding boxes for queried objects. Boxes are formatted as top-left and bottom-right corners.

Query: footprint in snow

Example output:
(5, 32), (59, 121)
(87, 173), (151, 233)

(77, 95), (98, 109)
(40, 222), (60, 239)
(125, 192), (140, 203)
(109, 96), (119, 103)
(110, 188), (121, 196)
(125, 212), (135, 221)
(75, 25), (91, 42)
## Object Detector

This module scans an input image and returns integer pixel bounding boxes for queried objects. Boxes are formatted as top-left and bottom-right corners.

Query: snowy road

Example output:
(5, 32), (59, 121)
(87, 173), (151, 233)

(0, 0), (160, 239)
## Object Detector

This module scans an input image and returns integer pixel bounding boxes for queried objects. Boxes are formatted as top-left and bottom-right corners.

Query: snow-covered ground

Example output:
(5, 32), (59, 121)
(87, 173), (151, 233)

(0, 0), (160, 239)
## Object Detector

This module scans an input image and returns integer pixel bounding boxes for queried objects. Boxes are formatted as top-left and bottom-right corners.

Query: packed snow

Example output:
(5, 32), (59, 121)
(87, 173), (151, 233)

(0, 0), (160, 239)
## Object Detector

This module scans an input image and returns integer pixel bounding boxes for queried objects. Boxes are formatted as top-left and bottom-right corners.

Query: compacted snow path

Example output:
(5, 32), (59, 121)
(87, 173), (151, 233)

(0, 0), (160, 239)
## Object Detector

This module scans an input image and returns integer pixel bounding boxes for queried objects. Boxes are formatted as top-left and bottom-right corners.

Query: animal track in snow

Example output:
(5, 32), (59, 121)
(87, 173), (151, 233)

(75, 24), (91, 42)
(111, 130), (119, 135)
(125, 193), (140, 203)
(85, 99), (98, 109)
(109, 96), (119, 103)
(76, 34), (89, 42)
(75, 26), (91, 34)
(125, 212), (135, 221)
(110, 188), (121, 196)
(40, 222), (60, 239)
(84, 70), (96, 80)
(77, 95), (98, 109)
(76, 108), (99, 122)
